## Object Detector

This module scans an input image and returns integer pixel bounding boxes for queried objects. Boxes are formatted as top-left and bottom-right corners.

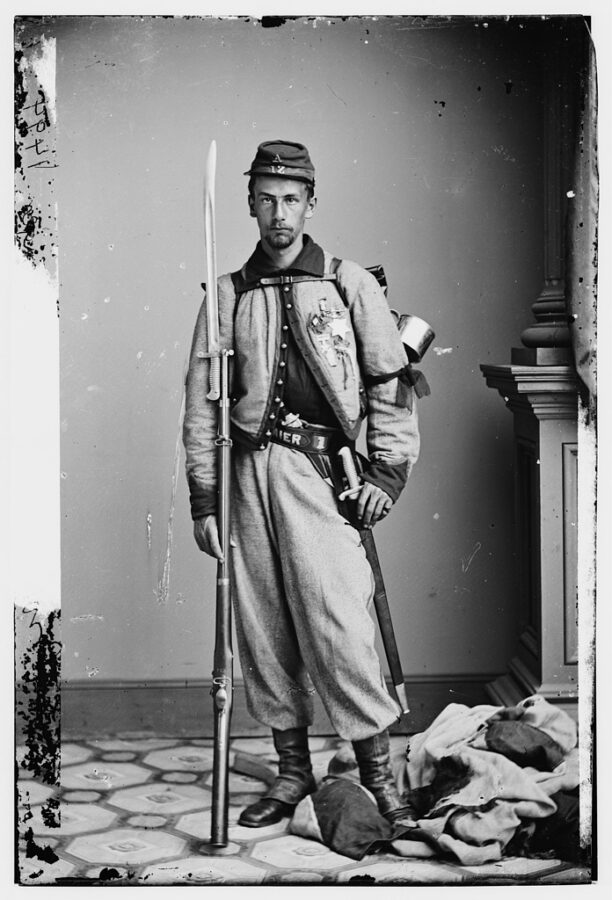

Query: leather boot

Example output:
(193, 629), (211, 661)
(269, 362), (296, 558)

(238, 727), (317, 827)
(352, 730), (418, 827)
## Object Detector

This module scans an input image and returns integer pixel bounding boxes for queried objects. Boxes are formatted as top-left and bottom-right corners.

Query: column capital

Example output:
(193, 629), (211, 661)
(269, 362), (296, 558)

(481, 363), (578, 419)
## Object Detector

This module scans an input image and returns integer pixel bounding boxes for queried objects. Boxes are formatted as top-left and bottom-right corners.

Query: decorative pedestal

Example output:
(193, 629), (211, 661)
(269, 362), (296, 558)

(481, 364), (579, 716)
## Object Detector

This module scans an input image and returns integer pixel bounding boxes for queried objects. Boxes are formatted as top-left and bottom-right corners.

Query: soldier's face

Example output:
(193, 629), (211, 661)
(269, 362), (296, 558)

(249, 176), (316, 251)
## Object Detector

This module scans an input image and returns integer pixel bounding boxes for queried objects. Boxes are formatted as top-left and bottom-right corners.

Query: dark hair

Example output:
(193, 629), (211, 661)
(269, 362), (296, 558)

(248, 174), (315, 201)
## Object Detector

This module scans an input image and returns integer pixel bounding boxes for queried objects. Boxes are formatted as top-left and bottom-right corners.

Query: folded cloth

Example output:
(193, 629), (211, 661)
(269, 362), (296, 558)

(313, 697), (581, 866)
(404, 696), (580, 865)
(514, 695), (577, 753)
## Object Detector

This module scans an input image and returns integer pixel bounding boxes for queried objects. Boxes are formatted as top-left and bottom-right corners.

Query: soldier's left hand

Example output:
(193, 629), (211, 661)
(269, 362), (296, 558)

(357, 482), (393, 529)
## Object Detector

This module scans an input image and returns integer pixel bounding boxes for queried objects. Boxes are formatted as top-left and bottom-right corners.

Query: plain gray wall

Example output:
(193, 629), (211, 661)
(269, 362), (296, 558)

(55, 16), (544, 684)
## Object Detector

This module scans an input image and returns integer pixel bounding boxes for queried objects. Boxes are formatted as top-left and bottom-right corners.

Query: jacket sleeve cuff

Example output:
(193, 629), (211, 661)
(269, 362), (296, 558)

(188, 477), (216, 520)
(361, 459), (409, 503)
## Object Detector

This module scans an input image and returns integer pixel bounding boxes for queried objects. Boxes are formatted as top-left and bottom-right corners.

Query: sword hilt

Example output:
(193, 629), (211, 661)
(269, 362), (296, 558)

(338, 446), (362, 500)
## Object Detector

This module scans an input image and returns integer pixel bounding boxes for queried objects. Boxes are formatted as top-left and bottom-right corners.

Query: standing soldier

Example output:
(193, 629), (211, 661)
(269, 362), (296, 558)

(183, 140), (420, 828)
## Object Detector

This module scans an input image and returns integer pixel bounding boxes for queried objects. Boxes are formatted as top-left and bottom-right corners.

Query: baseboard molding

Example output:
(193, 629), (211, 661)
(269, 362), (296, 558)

(49, 675), (497, 741)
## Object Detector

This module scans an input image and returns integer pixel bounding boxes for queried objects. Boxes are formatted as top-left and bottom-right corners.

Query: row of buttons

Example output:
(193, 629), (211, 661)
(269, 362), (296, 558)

(259, 293), (292, 447)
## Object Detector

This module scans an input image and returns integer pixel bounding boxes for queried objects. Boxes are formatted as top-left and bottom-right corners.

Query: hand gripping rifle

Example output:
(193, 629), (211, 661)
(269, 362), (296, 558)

(204, 140), (234, 848)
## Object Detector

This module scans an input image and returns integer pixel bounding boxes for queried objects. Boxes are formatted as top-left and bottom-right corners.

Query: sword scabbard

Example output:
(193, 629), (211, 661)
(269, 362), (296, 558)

(338, 446), (410, 717)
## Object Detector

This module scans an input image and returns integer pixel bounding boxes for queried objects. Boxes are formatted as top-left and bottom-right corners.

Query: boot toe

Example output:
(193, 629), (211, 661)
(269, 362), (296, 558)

(238, 797), (294, 828)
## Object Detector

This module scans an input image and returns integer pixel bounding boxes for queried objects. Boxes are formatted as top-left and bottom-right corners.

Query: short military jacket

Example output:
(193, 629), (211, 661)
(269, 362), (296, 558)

(183, 238), (420, 518)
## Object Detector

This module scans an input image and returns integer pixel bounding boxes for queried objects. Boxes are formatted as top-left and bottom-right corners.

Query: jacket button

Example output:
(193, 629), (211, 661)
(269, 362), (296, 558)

(280, 343), (287, 349)
(274, 396), (281, 402)
(259, 444), (266, 449)
(266, 430), (272, 436)
(269, 413), (275, 420)
(284, 285), (290, 292)
(286, 303), (292, 309)
(279, 361), (286, 368)
(277, 379), (284, 385)
(196, 351), (205, 358)
(282, 325), (289, 331)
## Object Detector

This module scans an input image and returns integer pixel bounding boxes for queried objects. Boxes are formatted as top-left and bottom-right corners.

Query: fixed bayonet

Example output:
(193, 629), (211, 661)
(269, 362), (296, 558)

(204, 140), (221, 401)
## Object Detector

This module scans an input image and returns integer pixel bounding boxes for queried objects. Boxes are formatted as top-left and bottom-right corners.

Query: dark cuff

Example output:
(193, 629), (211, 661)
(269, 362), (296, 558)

(188, 477), (216, 520)
(362, 459), (409, 503)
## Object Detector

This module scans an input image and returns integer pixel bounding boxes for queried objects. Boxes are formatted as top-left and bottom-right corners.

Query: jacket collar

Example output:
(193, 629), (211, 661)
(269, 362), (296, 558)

(244, 234), (325, 281)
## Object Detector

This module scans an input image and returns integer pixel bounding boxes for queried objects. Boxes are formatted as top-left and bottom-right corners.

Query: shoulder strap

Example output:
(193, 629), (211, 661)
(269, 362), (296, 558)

(330, 257), (349, 308)
(330, 258), (388, 307)
(231, 269), (338, 294)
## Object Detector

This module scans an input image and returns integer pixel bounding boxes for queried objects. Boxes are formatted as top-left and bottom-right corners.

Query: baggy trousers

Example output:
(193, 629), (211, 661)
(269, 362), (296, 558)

(229, 440), (400, 742)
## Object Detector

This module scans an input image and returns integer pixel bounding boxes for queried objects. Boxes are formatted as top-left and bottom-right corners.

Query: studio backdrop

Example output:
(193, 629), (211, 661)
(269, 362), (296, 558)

(13, 15), (593, 737)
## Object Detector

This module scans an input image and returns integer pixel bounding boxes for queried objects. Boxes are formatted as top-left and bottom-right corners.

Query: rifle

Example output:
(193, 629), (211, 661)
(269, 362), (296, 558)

(204, 140), (234, 847)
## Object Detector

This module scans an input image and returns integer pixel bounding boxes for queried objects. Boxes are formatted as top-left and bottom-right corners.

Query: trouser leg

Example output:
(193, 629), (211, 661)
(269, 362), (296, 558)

(230, 444), (314, 730)
(231, 441), (399, 741)
(268, 444), (400, 742)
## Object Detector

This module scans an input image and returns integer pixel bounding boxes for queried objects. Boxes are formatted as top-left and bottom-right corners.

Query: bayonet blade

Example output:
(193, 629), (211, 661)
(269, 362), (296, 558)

(204, 140), (220, 399)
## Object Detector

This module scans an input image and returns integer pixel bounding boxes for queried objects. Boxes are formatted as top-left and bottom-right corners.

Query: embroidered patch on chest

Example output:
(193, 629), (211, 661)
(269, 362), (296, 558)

(308, 299), (354, 381)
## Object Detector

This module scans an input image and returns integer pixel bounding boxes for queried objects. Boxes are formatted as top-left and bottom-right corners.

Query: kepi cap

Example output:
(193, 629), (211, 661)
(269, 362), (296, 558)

(245, 139), (315, 185)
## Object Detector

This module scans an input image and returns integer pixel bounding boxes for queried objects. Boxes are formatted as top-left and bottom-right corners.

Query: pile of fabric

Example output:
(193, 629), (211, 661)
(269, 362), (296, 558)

(290, 695), (583, 864)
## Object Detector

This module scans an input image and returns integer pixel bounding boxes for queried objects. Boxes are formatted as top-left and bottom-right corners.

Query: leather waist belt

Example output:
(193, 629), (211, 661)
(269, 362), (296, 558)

(271, 423), (343, 455)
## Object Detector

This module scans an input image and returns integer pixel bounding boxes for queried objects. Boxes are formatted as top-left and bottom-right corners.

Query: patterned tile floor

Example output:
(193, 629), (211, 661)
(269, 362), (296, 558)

(17, 736), (590, 886)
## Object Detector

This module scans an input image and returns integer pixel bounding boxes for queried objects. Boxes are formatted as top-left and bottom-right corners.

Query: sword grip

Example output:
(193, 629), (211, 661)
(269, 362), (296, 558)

(338, 446), (362, 500)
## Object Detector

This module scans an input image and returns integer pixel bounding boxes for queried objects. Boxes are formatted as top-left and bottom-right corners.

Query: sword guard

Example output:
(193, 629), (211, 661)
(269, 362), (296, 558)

(200, 349), (235, 359)
(338, 485), (362, 501)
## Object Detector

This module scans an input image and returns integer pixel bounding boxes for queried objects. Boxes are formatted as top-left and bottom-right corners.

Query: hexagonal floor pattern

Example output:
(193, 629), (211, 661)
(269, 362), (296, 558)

(16, 736), (589, 886)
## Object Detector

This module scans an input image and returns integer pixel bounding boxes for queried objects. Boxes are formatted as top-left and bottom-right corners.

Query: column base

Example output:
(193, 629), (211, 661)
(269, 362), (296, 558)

(487, 658), (578, 721)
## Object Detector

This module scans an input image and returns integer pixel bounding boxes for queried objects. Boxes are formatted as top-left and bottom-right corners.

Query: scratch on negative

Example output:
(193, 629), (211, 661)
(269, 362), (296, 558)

(327, 84), (347, 106)
(70, 615), (104, 623)
(146, 512), (152, 551)
(461, 541), (482, 573)
(157, 382), (186, 604)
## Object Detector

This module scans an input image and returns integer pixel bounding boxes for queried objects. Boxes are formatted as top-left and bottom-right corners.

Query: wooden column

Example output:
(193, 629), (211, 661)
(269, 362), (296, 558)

(480, 365), (578, 714)
(512, 21), (575, 367)
(481, 22), (584, 717)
